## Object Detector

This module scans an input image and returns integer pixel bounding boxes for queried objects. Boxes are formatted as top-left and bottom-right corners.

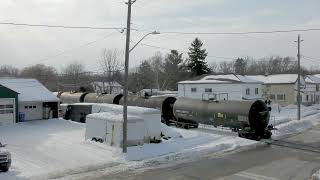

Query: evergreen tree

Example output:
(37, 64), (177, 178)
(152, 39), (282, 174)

(187, 38), (210, 76)
(234, 57), (247, 75)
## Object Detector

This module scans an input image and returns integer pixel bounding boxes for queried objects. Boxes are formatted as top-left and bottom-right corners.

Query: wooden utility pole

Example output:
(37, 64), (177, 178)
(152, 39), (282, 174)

(296, 34), (303, 120)
(122, 0), (134, 153)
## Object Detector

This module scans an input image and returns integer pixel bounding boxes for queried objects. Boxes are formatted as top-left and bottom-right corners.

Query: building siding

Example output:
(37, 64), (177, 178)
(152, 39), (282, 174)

(178, 83), (262, 100)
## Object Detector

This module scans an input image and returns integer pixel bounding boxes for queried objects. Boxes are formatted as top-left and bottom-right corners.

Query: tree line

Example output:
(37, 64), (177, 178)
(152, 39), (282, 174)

(0, 38), (319, 92)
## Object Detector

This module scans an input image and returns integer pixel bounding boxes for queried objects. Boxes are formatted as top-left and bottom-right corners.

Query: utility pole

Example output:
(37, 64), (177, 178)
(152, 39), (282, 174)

(296, 34), (303, 120)
(123, 0), (134, 153)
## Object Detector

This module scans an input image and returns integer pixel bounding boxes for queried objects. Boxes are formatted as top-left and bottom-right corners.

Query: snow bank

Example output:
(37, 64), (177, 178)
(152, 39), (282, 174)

(270, 104), (320, 126)
(272, 104), (320, 139)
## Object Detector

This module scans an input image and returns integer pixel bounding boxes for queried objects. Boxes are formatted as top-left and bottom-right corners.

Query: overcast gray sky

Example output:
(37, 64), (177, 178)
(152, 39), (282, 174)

(0, 0), (319, 72)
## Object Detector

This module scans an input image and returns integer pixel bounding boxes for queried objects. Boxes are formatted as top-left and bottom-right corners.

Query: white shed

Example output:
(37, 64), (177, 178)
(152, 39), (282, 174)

(85, 112), (144, 147)
(91, 103), (162, 142)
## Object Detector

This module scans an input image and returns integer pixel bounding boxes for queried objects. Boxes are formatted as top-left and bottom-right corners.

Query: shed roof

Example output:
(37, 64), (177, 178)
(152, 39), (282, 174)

(0, 78), (59, 102)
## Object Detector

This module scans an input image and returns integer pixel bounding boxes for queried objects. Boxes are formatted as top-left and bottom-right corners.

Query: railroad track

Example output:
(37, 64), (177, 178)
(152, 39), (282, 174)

(262, 139), (320, 154)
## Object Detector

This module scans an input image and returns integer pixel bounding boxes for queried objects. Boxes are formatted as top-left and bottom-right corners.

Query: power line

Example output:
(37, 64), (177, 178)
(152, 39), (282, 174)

(302, 55), (320, 62)
(136, 42), (235, 60)
(160, 28), (320, 35)
(29, 31), (119, 65)
(0, 22), (138, 31)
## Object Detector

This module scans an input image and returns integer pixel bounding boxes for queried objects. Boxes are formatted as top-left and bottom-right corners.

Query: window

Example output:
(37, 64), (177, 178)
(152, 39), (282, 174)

(269, 94), (276, 100)
(29, 106), (32, 109)
(191, 88), (197, 93)
(33, 106), (36, 109)
(246, 88), (250, 95)
(316, 85), (319, 91)
(205, 88), (212, 93)
(25, 106), (28, 109)
(277, 94), (286, 100)
(306, 95), (309, 101)
(255, 88), (259, 95)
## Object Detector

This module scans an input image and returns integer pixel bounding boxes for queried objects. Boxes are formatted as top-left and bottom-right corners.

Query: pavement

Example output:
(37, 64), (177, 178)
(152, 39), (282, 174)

(84, 124), (320, 180)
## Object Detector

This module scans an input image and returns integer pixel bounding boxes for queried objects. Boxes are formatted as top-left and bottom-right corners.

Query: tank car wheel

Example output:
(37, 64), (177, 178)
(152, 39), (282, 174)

(184, 124), (189, 129)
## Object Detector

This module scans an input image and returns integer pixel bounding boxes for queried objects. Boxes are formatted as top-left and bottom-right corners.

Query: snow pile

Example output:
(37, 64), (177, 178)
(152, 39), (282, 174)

(270, 104), (320, 126)
(271, 104), (320, 139)
(0, 119), (257, 180)
(126, 125), (256, 161)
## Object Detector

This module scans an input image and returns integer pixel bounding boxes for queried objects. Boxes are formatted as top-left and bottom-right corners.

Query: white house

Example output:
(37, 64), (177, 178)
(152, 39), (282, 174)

(178, 74), (263, 101)
(305, 74), (320, 104)
(247, 74), (314, 106)
(0, 78), (59, 121)
(92, 81), (122, 95)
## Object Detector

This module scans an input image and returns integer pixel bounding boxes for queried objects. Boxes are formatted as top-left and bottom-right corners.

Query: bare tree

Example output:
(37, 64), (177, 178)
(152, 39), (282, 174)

(61, 61), (86, 92)
(99, 48), (124, 94)
(20, 64), (58, 91)
(149, 52), (164, 90)
(219, 61), (234, 74)
(0, 65), (19, 77)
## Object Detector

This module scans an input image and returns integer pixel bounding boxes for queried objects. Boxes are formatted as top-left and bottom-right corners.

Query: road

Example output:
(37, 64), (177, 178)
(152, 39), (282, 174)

(84, 124), (320, 180)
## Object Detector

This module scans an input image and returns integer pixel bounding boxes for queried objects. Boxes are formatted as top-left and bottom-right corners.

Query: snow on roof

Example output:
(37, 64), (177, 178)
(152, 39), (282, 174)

(87, 112), (143, 122)
(247, 74), (299, 84)
(179, 74), (261, 84)
(305, 75), (320, 84)
(0, 78), (59, 102)
(92, 103), (161, 115)
(93, 81), (122, 87)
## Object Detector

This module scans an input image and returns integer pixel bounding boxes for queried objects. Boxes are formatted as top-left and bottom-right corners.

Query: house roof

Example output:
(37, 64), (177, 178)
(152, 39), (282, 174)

(247, 74), (300, 84)
(305, 75), (320, 84)
(0, 78), (59, 102)
(179, 74), (261, 84)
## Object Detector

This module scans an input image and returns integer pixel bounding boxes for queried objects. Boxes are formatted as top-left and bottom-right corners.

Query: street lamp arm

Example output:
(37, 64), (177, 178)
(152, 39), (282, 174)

(129, 33), (151, 52)
(129, 31), (160, 52)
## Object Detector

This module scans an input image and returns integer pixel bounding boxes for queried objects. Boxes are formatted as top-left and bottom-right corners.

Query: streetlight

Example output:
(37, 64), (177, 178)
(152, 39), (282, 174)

(122, 30), (160, 153)
(122, 0), (160, 154)
(129, 31), (160, 52)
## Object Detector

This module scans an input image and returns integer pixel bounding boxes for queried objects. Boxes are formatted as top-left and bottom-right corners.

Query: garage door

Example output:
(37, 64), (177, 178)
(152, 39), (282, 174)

(0, 98), (15, 125)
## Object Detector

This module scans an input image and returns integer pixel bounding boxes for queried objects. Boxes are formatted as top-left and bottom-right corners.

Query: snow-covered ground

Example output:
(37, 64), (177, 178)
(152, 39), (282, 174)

(0, 119), (257, 180)
(0, 104), (319, 179)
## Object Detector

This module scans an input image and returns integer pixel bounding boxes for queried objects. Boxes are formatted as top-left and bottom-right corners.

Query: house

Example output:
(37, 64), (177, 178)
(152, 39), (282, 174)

(92, 81), (122, 95)
(305, 74), (320, 104)
(247, 74), (313, 106)
(178, 74), (263, 101)
(0, 78), (59, 122)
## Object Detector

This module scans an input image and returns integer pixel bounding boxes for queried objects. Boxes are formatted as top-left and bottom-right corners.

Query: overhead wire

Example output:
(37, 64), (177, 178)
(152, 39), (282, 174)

(0, 22), (135, 31)
(160, 28), (320, 35)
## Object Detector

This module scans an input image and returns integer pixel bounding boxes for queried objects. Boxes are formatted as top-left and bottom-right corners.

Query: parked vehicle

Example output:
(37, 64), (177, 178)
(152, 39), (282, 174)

(0, 142), (11, 172)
